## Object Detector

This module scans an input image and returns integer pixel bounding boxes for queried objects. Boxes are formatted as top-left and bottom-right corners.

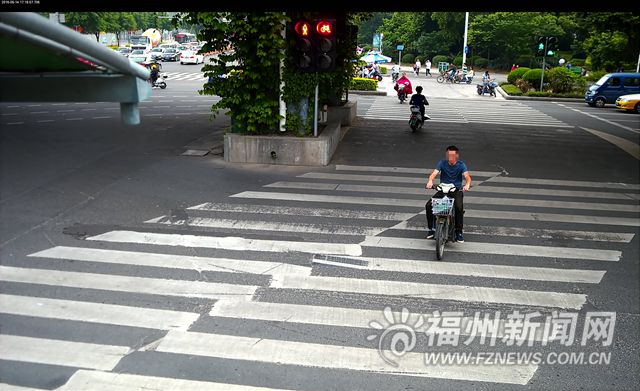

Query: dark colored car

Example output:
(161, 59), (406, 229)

(161, 48), (179, 62)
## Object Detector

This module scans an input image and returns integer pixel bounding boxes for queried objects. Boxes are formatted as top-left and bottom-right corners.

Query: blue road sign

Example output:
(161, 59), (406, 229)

(396, 44), (405, 51)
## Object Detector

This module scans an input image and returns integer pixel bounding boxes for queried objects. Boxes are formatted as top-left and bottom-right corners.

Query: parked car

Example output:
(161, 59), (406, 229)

(180, 51), (204, 65)
(585, 72), (640, 108)
(615, 93), (640, 113)
(161, 48), (180, 62)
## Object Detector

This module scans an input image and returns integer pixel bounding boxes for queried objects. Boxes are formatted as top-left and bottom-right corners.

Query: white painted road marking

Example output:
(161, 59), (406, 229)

(58, 370), (299, 391)
(359, 236), (621, 262)
(0, 266), (258, 300)
(271, 274), (586, 309)
(315, 255), (606, 283)
(0, 294), (200, 330)
(30, 246), (310, 277)
(156, 330), (538, 385)
(0, 334), (129, 371)
(581, 126), (639, 160)
(87, 230), (363, 256)
(188, 202), (416, 221)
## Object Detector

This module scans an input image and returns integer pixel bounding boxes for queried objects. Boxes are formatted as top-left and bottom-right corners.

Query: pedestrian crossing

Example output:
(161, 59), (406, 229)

(359, 95), (572, 127)
(1, 163), (638, 389)
(162, 71), (207, 81)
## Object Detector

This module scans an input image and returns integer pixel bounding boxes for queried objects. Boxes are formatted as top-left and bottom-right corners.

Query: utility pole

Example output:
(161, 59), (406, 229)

(462, 12), (469, 67)
(540, 36), (548, 91)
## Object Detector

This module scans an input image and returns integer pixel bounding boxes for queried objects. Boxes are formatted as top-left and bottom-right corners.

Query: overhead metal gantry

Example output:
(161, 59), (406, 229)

(0, 12), (151, 125)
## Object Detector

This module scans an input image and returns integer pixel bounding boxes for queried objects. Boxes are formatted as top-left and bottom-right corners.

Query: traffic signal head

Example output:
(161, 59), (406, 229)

(547, 37), (557, 56)
(289, 18), (337, 73)
(315, 19), (336, 72)
(292, 20), (314, 72)
(537, 36), (546, 53)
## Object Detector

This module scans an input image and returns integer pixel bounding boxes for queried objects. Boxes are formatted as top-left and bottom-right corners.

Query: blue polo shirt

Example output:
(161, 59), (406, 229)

(436, 159), (468, 188)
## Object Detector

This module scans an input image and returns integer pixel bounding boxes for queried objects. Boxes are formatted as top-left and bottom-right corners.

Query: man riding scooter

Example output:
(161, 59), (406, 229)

(394, 72), (412, 103)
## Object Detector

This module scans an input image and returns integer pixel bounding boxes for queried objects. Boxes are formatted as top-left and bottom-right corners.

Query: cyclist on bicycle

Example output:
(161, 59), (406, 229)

(425, 145), (471, 242)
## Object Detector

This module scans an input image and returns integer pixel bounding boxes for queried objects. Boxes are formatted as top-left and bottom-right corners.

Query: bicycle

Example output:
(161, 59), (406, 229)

(430, 183), (458, 260)
(436, 71), (460, 84)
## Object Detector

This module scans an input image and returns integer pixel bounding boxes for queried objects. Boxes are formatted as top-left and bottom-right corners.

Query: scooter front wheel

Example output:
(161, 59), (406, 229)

(435, 220), (447, 260)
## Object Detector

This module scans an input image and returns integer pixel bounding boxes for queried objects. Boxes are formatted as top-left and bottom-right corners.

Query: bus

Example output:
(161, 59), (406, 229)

(175, 32), (197, 44)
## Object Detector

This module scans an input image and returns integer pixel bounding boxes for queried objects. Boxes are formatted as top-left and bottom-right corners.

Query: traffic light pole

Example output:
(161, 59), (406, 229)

(313, 83), (319, 137)
(540, 36), (548, 91)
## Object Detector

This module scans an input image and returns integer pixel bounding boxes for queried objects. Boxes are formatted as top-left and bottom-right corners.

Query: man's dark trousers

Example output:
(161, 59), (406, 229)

(426, 190), (464, 232)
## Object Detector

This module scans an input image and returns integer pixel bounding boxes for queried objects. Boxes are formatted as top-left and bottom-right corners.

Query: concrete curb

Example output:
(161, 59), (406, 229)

(223, 121), (342, 166)
(497, 86), (584, 102)
(348, 90), (387, 96)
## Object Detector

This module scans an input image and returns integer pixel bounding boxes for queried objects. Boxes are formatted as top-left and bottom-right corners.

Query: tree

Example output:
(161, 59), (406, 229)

(64, 12), (107, 41)
(583, 31), (629, 71)
(357, 12), (389, 46)
(104, 13), (137, 46)
(469, 12), (564, 68)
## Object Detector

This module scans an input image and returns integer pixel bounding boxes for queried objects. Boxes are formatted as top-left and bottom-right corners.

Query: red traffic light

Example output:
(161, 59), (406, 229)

(294, 21), (311, 37)
(316, 20), (333, 36)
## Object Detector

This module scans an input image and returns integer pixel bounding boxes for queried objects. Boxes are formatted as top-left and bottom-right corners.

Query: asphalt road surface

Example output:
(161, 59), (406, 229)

(0, 63), (639, 391)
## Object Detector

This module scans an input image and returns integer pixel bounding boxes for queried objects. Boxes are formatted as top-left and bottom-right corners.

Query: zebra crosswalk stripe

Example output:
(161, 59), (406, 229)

(362, 96), (571, 127)
(313, 255), (606, 283)
(0, 265), (258, 300)
(58, 370), (299, 391)
(155, 330), (538, 385)
(0, 294), (200, 330)
(359, 236), (621, 262)
(0, 334), (129, 371)
(29, 246), (311, 277)
(270, 274), (586, 309)
(86, 230), (363, 256)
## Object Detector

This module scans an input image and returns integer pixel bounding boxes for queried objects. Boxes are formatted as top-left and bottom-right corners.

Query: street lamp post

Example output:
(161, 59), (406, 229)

(462, 12), (469, 67)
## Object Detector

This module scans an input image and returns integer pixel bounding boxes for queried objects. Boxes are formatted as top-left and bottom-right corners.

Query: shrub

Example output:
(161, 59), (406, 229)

(507, 67), (531, 84)
(432, 55), (450, 65)
(546, 67), (576, 93)
(380, 66), (388, 74)
(453, 55), (463, 66)
(473, 57), (488, 68)
(585, 70), (606, 82)
(514, 78), (532, 93)
(522, 68), (543, 90)
(402, 53), (416, 64)
(350, 78), (378, 91)
(501, 84), (523, 96)
(569, 58), (585, 67)
(524, 90), (552, 97)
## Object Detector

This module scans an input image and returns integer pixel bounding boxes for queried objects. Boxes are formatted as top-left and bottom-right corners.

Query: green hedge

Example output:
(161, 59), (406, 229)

(380, 66), (388, 75)
(523, 90), (584, 98)
(501, 84), (523, 96)
(453, 55), (463, 66)
(402, 54), (416, 64)
(507, 67), (531, 84)
(432, 55), (450, 65)
(350, 78), (378, 91)
(585, 70), (606, 82)
(522, 68), (543, 90)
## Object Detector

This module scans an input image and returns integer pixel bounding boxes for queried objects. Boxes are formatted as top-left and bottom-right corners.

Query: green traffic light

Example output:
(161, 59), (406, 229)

(538, 43), (544, 50)
(547, 50), (554, 56)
